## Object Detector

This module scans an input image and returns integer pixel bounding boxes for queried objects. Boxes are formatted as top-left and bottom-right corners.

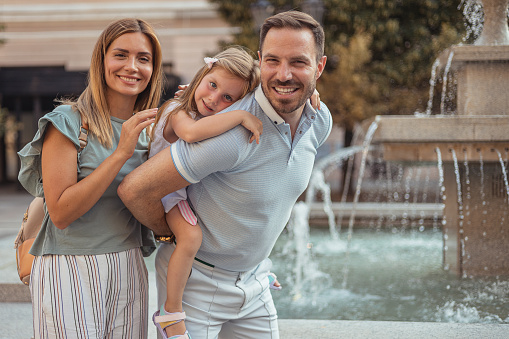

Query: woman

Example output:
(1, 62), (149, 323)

(18, 18), (163, 338)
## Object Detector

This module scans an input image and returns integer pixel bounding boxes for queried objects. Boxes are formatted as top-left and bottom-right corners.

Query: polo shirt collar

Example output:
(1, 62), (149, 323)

(255, 85), (285, 125)
(255, 85), (317, 125)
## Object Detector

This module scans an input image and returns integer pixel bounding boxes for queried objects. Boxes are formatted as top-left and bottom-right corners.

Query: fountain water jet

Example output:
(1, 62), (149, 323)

(276, 2), (509, 322)
(366, 0), (509, 277)
(472, 0), (509, 45)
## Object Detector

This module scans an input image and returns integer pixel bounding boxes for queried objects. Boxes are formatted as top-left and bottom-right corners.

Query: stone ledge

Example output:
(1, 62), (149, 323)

(370, 115), (509, 143)
(278, 319), (509, 338)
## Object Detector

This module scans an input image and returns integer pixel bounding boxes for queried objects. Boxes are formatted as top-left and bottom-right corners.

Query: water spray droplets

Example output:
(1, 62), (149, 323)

(494, 149), (509, 201)
(461, 0), (485, 42)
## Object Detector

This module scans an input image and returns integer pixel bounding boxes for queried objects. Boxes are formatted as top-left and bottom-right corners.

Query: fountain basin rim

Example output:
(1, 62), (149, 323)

(363, 115), (509, 162)
(438, 44), (509, 67)
(367, 115), (509, 143)
(308, 202), (443, 219)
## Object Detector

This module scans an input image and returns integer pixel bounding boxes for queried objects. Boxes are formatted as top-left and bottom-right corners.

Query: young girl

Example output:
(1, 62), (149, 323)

(150, 46), (320, 339)
(150, 46), (262, 339)
(17, 18), (163, 338)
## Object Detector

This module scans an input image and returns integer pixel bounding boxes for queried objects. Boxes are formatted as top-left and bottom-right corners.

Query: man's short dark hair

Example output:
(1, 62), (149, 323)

(259, 10), (325, 62)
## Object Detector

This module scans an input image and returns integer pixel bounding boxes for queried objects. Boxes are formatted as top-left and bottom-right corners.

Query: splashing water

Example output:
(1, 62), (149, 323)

(478, 151), (488, 233)
(306, 171), (339, 240)
(286, 146), (366, 300)
(451, 149), (467, 277)
(494, 149), (509, 201)
(460, 0), (485, 42)
(284, 201), (331, 301)
(440, 50), (455, 115)
(436, 148), (446, 201)
(307, 146), (366, 239)
(437, 301), (504, 323)
(416, 58), (441, 116)
(342, 120), (379, 289)
(271, 228), (509, 323)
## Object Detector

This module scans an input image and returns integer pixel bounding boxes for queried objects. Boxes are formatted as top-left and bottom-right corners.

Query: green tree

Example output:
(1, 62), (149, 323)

(209, 0), (468, 135)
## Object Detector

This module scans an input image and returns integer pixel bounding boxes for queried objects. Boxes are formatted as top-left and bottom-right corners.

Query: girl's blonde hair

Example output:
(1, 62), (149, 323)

(62, 18), (163, 148)
(152, 46), (260, 142)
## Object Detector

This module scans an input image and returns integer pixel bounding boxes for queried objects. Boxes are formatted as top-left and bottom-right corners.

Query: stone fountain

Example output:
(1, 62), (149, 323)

(365, 0), (509, 277)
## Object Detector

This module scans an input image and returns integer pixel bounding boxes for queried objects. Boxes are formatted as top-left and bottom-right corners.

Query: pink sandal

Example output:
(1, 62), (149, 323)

(152, 306), (191, 339)
(269, 272), (282, 290)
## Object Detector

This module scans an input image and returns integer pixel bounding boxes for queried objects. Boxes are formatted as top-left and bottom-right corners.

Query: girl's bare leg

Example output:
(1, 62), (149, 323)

(163, 205), (202, 337)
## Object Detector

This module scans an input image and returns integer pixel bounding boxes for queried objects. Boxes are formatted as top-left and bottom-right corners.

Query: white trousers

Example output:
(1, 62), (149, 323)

(155, 243), (279, 339)
(31, 248), (149, 339)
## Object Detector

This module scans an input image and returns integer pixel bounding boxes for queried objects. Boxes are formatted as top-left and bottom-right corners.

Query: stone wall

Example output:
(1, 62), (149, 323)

(0, 0), (238, 83)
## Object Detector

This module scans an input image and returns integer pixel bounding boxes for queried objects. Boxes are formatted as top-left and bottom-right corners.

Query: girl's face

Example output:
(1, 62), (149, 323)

(194, 68), (245, 116)
(104, 32), (153, 103)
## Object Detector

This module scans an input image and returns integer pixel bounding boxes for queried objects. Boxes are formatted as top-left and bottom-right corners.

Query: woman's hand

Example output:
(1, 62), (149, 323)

(43, 108), (157, 229)
(116, 108), (157, 160)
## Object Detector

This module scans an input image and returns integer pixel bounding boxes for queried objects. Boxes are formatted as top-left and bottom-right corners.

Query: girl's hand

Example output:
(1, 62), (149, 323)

(116, 108), (157, 160)
(174, 84), (189, 98)
(309, 89), (321, 110)
(240, 112), (263, 144)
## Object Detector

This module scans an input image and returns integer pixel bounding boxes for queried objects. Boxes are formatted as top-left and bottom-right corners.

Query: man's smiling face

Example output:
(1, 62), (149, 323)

(259, 27), (326, 116)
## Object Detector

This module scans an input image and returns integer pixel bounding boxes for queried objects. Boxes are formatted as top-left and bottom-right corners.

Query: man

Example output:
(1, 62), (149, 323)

(118, 10), (331, 339)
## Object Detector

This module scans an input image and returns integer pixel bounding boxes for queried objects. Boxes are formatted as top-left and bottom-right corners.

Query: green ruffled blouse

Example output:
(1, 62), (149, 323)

(18, 105), (155, 256)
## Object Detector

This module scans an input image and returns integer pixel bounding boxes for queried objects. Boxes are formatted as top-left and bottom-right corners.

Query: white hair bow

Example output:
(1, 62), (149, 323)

(204, 57), (218, 69)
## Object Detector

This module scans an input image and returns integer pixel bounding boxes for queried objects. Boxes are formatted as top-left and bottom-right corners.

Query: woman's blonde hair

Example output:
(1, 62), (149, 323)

(152, 46), (260, 142)
(63, 18), (163, 148)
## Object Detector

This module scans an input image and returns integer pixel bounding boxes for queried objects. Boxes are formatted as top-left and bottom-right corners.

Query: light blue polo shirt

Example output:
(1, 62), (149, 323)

(171, 86), (332, 271)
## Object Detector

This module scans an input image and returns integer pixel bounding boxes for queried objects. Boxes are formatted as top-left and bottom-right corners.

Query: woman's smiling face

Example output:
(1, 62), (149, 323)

(103, 32), (153, 102)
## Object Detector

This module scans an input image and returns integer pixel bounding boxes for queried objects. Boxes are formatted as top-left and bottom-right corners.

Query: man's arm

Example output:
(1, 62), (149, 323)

(118, 146), (190, 235)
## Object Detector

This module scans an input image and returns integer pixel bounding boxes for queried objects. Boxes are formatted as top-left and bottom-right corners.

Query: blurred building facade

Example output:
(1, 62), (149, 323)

(0, 0), (237, 183)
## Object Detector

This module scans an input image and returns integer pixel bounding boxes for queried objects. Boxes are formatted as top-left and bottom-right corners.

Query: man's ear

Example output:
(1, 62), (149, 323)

(258, 51), (262, 62)
(316, 56), (327, 79)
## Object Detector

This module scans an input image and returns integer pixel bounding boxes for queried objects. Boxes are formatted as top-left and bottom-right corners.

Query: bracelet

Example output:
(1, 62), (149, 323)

(154, 234), (176, 244)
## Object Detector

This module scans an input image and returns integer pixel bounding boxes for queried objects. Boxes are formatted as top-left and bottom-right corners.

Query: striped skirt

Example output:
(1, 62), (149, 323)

(30, 247), (148, 339)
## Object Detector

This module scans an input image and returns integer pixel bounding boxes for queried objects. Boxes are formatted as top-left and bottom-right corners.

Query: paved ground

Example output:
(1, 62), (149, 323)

(1, 183), (508, 339)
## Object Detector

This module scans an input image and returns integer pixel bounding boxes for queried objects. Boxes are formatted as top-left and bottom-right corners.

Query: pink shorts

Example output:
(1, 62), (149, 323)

(177, 200), (198, 225)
